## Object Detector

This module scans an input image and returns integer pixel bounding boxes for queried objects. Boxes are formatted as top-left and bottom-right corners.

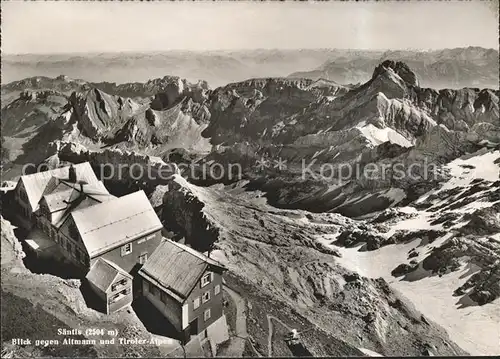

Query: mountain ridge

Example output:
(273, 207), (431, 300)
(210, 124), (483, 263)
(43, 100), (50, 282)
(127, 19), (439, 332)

(4, 47), (498, 89)
(289, 47), (499, 89)
(1, 57), (499, 356)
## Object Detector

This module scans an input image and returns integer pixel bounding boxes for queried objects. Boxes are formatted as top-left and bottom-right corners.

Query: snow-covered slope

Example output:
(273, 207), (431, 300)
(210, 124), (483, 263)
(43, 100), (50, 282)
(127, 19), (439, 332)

(320, 149), (500, 355)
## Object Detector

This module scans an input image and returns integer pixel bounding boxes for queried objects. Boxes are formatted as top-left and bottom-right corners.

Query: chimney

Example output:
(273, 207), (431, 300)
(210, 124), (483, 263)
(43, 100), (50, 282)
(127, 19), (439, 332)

(68, 164), (77, 183)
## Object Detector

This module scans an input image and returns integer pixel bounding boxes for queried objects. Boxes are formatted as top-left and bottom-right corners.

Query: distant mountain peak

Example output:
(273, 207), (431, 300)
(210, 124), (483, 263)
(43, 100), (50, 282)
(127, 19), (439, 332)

(372, 60), (419, 87)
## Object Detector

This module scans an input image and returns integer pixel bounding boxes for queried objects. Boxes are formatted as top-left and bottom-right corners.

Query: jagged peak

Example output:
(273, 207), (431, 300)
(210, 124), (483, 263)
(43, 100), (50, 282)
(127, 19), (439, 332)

(372, 60), (420, 88)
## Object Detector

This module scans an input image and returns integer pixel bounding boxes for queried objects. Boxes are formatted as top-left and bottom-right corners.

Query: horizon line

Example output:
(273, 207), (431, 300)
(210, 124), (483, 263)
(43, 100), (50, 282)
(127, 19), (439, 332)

(3, 45), (498, 57)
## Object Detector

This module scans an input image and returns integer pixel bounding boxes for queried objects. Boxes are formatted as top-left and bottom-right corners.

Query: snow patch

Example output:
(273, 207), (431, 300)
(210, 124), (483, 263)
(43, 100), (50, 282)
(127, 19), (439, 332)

(359, 348), (384, 357)
(357, 124), (414, 148)
(441, 150), (500, 191)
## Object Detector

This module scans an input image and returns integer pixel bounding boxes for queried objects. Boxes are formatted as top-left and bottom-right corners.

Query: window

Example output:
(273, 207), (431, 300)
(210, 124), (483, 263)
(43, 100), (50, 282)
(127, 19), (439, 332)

(214, 284), (221, 295)
(193, 297), (200, 309)
(66, 241), (72, 253)
(75, 250), (81, 261)
(150, 284), (158, 296)
(109, 288), (129, 304)
(160, 291), (167, 303)
(202, 291), (211, 304)
(201, 273), (212, 287)
(121, 243), (132, 256)
(204, 309), (211, 322)
(138, 252), (148, 265)
(111, 279), (127, 292)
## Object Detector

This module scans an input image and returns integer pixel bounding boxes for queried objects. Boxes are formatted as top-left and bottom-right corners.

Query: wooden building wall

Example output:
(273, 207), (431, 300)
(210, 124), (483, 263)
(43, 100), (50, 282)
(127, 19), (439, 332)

(106, 272), (133, 314)
(185, 269), (224, 335)
(142, 279), (183, 331)
(92, 230), (162, 274)
(14, 180), (33, 219)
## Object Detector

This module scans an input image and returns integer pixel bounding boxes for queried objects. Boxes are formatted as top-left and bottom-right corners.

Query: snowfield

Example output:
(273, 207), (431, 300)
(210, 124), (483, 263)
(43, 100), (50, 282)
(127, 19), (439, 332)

(331, 242), (500, 356)
(318, 149), (500, 355)
(417, 149), (500, 204)
(358, 123), (414, 148)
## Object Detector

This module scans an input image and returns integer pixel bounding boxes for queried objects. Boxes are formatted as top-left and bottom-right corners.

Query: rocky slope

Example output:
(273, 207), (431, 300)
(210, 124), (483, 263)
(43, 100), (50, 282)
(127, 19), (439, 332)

(43, 140), (179, 193)
(159, 175), (465, 357)
(1, 75), (88, 106)
(157, 148), (500, 355)
(1, 216), (25, 267)
(1, 90), (70, 163)
(0, 75), (212, 180)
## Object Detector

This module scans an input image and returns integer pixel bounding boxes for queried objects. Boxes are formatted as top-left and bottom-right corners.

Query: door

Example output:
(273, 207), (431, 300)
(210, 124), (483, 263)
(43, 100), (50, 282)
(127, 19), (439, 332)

(189, 318), (198, 336)
(138, 252), (148, 265)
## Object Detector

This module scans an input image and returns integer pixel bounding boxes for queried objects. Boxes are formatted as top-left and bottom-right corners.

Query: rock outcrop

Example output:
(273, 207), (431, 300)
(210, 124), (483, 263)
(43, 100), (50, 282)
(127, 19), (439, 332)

(0, 216), (25, 266)
(46, 140), (180, 187)
(372, 60), (420, 87)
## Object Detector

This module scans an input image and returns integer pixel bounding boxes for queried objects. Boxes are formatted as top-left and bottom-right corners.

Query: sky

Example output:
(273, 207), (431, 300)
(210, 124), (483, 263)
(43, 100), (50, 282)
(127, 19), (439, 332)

(2, 0), (498, 54)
